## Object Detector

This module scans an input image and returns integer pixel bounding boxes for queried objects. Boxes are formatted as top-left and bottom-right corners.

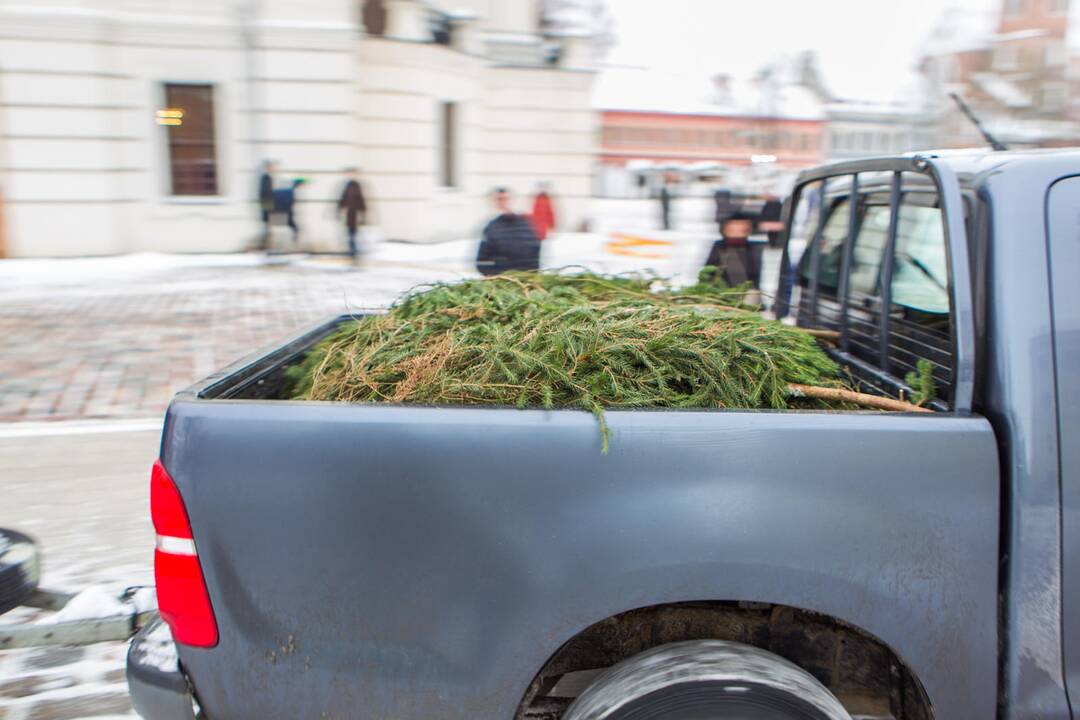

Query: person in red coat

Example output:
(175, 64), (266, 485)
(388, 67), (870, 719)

(529, 183), (556, 241)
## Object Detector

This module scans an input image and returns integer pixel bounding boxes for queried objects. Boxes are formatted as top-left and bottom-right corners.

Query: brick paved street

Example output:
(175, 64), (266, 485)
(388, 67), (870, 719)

(0, 251), (472, 423)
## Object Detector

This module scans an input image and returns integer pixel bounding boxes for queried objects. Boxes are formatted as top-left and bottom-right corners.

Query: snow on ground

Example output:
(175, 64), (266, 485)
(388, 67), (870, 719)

(36, 586), (155, 626)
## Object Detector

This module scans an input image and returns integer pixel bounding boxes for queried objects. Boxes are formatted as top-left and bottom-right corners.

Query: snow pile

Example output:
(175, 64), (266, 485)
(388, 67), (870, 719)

(34, 584), (156, 625)
(38, 586), (129, 624)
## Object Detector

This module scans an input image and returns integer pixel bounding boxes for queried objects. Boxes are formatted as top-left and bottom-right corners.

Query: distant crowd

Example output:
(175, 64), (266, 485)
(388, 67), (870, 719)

(255, 160), (556, 271)
(254, 161), (792, 310)
(257, 161), (368, 261)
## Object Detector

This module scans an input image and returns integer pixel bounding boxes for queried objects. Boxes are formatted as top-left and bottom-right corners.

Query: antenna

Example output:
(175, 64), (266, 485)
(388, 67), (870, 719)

(949, 92), (1008, 151)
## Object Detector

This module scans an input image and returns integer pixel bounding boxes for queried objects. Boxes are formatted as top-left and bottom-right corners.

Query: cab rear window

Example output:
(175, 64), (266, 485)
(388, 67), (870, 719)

(796, 179), (954, 407)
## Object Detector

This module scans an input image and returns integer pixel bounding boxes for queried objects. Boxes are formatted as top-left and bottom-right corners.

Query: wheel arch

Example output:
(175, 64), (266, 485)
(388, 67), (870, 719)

(514, 599), (934, 720)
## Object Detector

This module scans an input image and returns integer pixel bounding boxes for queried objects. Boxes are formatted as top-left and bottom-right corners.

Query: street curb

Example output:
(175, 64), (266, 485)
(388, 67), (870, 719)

(0, 418), (162, 439)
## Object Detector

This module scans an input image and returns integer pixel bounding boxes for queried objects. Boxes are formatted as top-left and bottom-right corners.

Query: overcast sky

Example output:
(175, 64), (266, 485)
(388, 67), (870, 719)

(603, 0), (998, 102)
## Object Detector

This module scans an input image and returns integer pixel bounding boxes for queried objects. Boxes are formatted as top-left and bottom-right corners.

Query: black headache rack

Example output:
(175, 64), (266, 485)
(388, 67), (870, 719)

(781, 155), (976, 414)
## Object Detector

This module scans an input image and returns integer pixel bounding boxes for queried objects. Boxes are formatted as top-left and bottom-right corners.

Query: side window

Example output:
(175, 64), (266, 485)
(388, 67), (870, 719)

(892, 203), (949, 314)
(785, 180), (821, 320)
(798, 192), (849, 330)
(845, 200), (892, 363)
(886, 194), (952, 401)
(848, 203), (891, 299)
(813, 199), (850, 296)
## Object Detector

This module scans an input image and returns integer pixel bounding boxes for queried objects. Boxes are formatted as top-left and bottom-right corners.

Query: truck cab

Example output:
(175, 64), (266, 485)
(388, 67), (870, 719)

(785, 150), (1080, 718)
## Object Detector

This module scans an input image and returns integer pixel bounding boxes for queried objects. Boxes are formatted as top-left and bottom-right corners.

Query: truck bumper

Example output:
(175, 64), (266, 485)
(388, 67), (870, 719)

(126, 617), (198, 720)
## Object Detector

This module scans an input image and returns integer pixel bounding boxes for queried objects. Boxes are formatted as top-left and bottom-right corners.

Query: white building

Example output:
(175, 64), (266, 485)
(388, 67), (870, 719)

(0, 0), (599, 257)
(825, 100), (934, 161)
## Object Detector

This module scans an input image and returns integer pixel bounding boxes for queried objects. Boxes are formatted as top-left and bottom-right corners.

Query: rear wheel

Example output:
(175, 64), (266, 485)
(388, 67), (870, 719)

(562, 640), (852, 720)
(0, 529), (40, 615)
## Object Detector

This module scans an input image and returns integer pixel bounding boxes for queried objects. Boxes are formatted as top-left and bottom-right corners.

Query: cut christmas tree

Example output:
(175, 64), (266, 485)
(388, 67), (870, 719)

(286, 271), (928, 452)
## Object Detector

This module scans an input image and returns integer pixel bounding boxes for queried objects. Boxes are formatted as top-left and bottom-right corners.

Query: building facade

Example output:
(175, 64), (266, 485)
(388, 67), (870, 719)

(919, 0), (1078, 148)
(824, 101), (934, 161)
(594, 68), (827, 198)
(0, 0), (599, 257)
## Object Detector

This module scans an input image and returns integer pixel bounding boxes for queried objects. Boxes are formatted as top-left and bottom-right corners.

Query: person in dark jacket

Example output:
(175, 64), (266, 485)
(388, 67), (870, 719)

(703, 210), (757, 287)
(476, 187), (541, 276)
(337, 168), (367, 260)
(272, 178), (305, 246)
(258, 160), (275, 249)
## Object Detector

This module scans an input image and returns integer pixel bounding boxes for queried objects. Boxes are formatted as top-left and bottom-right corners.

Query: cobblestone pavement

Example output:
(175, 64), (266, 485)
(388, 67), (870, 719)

(0, 251), (472, 423)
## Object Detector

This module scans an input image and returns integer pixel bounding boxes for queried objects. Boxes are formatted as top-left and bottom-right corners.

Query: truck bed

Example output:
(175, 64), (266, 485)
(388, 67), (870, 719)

(162, 314), (1000, 720)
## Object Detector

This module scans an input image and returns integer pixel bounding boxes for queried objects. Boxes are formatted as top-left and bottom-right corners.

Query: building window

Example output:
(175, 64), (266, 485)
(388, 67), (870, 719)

(1041, 82), (1066, 110)
(161, 83), (218, 196)
(994, 44), (1019, 70)
(430, 11), (451, 45)
(1051, 0), (1068, 13)
(362, 0), (387, 35)
(439, 101), (457, 188)
(1003, 0), (1025, 15)
(1045, 41), (1065, 67)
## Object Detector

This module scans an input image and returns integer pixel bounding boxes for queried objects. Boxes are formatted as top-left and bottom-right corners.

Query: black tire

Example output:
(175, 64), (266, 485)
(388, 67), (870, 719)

(562, 640), (852, 720)
(0, 529), (40, 615)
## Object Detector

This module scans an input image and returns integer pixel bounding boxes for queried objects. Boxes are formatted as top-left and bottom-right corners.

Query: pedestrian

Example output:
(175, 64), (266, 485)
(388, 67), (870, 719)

(703, 210), (758, 288)
(476, 187), (541, 276)
(337, 168), (367, 261)
(659, 179), (673, 230)
(257, 160), (275, 249)
(529, 183), (556, 241)
(272, 178), (305, 246)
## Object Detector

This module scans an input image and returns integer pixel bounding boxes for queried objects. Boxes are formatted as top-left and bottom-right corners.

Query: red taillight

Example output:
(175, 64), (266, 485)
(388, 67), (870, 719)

(151, 460), (218, 647)
(151, 461), (193, 539)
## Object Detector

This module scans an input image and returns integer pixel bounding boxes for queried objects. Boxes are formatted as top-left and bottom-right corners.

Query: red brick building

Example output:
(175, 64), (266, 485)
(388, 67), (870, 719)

(594, 68), (828, 196)
(599, 111), (826, 169)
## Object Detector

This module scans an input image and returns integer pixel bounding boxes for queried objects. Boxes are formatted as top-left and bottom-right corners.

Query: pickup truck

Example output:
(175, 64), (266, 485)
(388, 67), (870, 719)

(127, 149), (1080, 720)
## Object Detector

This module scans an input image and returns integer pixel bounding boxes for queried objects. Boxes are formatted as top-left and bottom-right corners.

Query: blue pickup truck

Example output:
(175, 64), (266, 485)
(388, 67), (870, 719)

(127, 150), (1080, 720)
